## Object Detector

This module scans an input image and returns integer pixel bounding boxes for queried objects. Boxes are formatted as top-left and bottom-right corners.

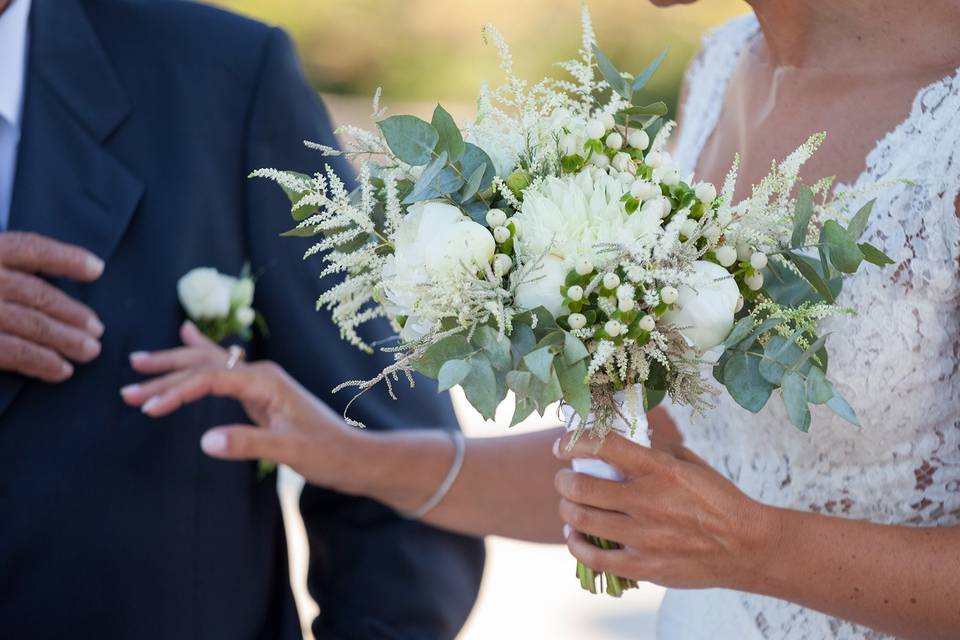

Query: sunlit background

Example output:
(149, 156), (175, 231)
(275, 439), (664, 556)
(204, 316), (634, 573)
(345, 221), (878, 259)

(209, 0), (748, 637)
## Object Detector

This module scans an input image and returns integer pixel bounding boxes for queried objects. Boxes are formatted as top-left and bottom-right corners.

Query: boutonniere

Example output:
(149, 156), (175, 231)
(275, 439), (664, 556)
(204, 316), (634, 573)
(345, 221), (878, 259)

(177, 265), (266, 342)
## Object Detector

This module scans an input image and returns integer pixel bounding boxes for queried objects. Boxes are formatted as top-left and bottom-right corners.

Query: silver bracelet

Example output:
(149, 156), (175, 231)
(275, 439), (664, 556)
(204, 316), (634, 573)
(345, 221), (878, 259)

(403, 430), (466, 520)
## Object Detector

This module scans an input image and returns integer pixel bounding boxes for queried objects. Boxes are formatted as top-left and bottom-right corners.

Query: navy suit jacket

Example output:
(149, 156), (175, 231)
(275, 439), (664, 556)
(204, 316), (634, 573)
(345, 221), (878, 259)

(0, 1), (484, 638)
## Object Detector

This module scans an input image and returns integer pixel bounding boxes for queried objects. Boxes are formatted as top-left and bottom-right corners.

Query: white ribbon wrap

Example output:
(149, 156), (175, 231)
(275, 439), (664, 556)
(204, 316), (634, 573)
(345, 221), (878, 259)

(561, 385), (650, 481)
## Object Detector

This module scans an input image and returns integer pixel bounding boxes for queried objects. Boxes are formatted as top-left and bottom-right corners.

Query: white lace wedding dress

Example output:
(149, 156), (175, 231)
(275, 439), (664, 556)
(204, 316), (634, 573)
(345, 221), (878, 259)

(658, 14), (960, 640)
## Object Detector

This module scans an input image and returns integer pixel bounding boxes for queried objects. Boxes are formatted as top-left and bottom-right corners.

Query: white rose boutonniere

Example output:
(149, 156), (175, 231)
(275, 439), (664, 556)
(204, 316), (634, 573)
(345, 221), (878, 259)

(177, 266), (265, 342)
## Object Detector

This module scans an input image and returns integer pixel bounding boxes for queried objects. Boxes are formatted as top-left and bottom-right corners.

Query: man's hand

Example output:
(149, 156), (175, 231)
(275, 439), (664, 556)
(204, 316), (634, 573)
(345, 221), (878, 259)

(0, 232), (105, 382)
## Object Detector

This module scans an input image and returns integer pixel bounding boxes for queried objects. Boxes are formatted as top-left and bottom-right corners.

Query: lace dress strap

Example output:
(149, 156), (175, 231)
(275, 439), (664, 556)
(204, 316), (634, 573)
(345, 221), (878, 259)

(673, 14), (759, 176)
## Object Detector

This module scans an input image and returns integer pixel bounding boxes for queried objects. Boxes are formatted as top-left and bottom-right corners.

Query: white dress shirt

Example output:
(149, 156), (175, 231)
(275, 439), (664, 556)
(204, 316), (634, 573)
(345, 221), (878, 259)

(0, 0), (32, 232)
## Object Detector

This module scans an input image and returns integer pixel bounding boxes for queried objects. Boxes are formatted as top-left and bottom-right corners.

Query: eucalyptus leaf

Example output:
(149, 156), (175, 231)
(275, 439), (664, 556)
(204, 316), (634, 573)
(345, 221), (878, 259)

(510, 397), (537, 427)
(510, 324), (537, 363)
(805, 366), (834, 404)
(631, 48), (667, 91)
(644, 387), (666, 411)
(592, 44), (629, 99)
(617, 102), (668, 121)
(724, 353), (774, 413)
(859, 242), (895, 267)
(377, 115), (438, 166)
(723, 317), (756, 349)
(524, 346), (556, 384)
(765, 256), (839, 307)
(437, 359), (471, 392)
(506, 370), (533, 396)
(827, 392), (860, 426)
(473, 325), (512, 371)
(412, 334), (473, 379)
(431, 104), (465, 162)
(781, 371), (811, 432)
(280, 224), (322, 238)
(758, 335), (804, 385)
(791, 185), (814, 248)
(787, 252), (837, 302)
(461, 143), (496, 191)
(461, 355), (499, 420)
(555, 358), (590, 418)
(846, 199), (875, 240)
(821, 220), (864, 273)
(563, 332), (590, 365)
(527, 369), (564, 412)
(460, 164), (486, 202)
(462, 200), (489, 225)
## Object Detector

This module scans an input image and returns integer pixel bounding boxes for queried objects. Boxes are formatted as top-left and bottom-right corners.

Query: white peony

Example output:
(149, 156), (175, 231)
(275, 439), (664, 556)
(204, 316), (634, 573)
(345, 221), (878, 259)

(178, 268), (233, 320)
(661, 261), (740, 352)
(381, 201), (495, 341)
(510, 172), (663, 316)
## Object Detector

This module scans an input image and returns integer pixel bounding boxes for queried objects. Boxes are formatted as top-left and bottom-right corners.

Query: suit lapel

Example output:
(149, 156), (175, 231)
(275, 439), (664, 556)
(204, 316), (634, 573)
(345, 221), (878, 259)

(0, 0), (144, 416)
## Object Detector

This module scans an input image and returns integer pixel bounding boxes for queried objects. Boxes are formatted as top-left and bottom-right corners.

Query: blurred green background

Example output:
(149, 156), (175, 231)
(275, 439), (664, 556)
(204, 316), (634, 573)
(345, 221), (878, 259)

(210, 0), (748, 118)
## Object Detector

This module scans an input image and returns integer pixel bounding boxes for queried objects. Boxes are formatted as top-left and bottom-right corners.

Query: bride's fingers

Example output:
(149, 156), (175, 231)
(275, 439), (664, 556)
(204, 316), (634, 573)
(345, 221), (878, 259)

(554, 468), (631, 512)
(129, 345), (222, 375)
(180, 320), (218, 349)
(566, 530), (633, 575)
(141, 364), (275, 418)
(558, 497), (635, 543)
(120, 369), (192, 406)
(199, 426), (296, 464)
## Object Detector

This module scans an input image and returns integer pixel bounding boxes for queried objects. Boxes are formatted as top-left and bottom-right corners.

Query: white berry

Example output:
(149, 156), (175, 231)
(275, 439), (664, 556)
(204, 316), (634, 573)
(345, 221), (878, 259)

(604, 320), (622, 337)
(716, 245), (738, 267)
(493, 226), (511, 243)
(750, 252), (769, 270)
(605, 132), (623, 150)
(627, 129), (649, 150)
(493, 253), (513, 275)
(586, 119), (605, 139)
(660, 167), (681, 187)
(745, 272), (764, 291)
(618, 297), (635, 312)
(590, 153), (610, 169)
(601, 113), (616, 130)
(602, 272), (621, 290)
(638, 314), (656, 332)
(645, 151), (663, 168)
(611, 152), (630, 172)
(485, 208), (507, 227)
(680, 219), (698, 239)
(575, 258), (594, 275)
(695, 182), (717, 203)
(568, 313), (587, 330)
(660, 286), (679, 305)
(560, 134), (579, 156)
(567, 285), (584, 302)
(735, 296), (745, 313)
(736, 242), (753, 262)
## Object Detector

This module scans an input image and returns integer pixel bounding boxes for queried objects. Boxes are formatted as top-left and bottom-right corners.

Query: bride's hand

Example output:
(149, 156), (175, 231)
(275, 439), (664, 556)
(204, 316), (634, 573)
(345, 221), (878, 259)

(121, 321), (356, 488)
(553, 432), (781, 591)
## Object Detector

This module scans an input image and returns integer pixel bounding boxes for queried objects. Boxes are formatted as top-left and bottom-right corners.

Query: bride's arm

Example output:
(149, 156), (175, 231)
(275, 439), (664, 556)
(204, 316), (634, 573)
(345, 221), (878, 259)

(553, 432), (960, 640)
(122, 330), (567, 543)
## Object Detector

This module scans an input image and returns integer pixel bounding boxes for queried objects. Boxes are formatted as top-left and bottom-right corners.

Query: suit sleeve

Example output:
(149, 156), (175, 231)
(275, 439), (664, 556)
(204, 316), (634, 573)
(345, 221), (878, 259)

(241, 28), (485, 640)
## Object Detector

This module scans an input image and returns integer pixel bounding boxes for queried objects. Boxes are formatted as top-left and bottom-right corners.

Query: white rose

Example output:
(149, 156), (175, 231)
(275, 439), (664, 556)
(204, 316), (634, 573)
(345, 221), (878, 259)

(662, 261), (740, 351)
(231, 278), (255, 309)
(177, 268), (233, 320)
(514, 254), (569, 319)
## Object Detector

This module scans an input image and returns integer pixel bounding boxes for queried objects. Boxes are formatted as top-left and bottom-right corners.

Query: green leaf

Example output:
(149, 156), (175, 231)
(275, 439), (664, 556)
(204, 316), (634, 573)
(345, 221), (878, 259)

(506, 370), (533, 396)
(859, 242), (895, 267)
(473, 325), (512, 371)
(563, 332), (590, 365)
(827, 392), (860, 426)
(787, 252), (837, 302)
(820, 220), (864, 273)
(723, 317), (756, 349)
(510, 324), (537, 363)
(616, 102), (668, 122)
(758, 335), (804, 385)
(631, 48), (667, 91)
(527, 369), (564, 412)
(764, 256), (840, 307)
(460, 164), (486, 202)
(510, 397), (536, 427)
(555, 358), (590, 418)
(401, 151), (448, 204)
(781, 371), (811, 432)
(377, 115), (439, 166)
(643, 387), (666, 411)
(431, 104), (465, 162)
(412, 334), (473, 379)
(461, 355), (499, 420)
(460, 142), (496, 189)
(437, 359), (471, 392)
(724, 353), (774, 413)
(846, 199), (875, 240)
(279, 224), (322, 238)
(592, 44), (629, 99)
(524, 346), (556, 384)
(791, 185), (814, 248)
(805, 366), (834, 404)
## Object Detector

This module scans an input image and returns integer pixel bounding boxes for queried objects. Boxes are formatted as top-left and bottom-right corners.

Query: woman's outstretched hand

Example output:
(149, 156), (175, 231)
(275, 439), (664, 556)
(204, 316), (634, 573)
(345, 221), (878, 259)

(121, 321), (355, 488)
(553, 431), (781, 591)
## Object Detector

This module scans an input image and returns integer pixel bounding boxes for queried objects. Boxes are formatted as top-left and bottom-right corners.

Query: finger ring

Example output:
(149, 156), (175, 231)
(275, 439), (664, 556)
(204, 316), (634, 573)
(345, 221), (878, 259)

(225, 345), (246, 370)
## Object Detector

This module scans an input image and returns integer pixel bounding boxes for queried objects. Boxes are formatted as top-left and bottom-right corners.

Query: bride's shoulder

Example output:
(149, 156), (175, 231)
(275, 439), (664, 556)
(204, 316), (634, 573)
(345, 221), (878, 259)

(690, 13), (758, 72)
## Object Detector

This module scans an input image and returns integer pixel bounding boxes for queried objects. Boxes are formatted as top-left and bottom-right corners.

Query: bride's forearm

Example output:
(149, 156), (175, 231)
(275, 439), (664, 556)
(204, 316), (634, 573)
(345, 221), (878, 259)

(746, 508), (960, 639)
(338, 427), (568, 543)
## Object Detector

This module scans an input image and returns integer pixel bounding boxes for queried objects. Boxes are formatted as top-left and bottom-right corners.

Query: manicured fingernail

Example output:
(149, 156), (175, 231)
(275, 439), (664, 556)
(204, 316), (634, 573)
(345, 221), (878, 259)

(553, 438), (561, 457)
(61, 362), (74, 378)
(86, 255), (105, 277)
(87, 317), (105, 337)
(142, 396), (160, 414)
(82, 337), (101, 359)
(201, 431), (228, 455)
(130, 351), (148, 362)
(120, 383), (140, 396)
(563, 524), (573, 540)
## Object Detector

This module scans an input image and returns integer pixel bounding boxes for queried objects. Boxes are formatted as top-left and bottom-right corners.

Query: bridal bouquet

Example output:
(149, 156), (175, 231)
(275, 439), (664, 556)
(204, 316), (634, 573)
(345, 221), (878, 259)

(254, 5), (892, 596)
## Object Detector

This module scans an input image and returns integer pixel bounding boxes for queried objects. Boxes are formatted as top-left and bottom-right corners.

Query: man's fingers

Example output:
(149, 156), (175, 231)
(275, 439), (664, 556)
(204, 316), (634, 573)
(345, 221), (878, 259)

(129, 345), (222, 375)
(0, 301), (101, 363)
(0, 270), (103, 336)
(0, 334), (73, 382)
(199, 426), (294, 465)
(555, 432), (674, 477)
(0, 232), (104, 281)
